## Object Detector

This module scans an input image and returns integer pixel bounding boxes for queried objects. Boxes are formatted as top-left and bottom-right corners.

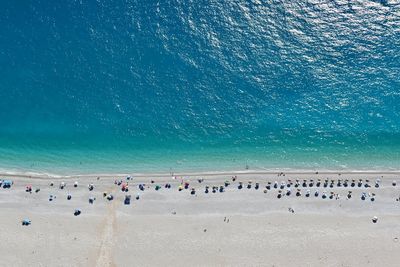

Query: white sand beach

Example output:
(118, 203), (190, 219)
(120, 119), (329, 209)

(1, 171), (400, 267)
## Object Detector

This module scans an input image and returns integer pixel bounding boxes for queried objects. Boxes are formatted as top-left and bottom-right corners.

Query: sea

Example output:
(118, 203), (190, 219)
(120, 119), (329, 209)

(0, 0), (399, 175)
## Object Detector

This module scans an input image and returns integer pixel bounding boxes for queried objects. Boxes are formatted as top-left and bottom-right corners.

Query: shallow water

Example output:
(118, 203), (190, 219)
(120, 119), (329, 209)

(0, 1), (399, 174)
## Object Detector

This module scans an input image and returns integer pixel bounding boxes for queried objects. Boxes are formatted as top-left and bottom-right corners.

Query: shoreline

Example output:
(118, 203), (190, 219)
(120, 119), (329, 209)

(1, 168), (400, 179)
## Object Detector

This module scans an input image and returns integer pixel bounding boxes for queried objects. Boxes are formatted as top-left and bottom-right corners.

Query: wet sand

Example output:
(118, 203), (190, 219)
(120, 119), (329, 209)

(1, 171), (400, 266)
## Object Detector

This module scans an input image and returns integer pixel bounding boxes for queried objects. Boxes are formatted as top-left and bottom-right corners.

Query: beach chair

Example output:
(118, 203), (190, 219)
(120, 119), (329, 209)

(22, 219), (31, 226)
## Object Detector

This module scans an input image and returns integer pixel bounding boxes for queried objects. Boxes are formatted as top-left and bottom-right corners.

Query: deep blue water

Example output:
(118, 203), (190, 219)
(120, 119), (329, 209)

(0, 1), (400, 174)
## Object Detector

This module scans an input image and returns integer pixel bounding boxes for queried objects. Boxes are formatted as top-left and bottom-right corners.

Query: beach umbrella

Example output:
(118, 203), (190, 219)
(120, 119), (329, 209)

(122, 183), (129, 192)
(347, 191), (352, 199)
(370, 193), (376, 202)
(247, 182), (252, 189)
(305, 190), (310, 197)
(124, 195), (131, 205)
(280, 182), (285, 189)
(184, 182), (189, 189)
(266, 182), (271, 190)
(59, 182), (66, 189)
(296, 189), (301, 197)
(2, 180), (13, 188)
(89, 197), (95, 204)
(238, 182), (243, 189)
(361, 193), (366, 200)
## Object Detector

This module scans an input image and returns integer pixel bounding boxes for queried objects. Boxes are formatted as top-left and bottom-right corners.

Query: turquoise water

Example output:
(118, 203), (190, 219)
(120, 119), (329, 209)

(1, 1), (400, 174)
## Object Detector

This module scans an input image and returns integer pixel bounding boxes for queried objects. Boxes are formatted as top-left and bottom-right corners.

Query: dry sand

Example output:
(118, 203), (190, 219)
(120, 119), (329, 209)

(1, 171), (400, 267)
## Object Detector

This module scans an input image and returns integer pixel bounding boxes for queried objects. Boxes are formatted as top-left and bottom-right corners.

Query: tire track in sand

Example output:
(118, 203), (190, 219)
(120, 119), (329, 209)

(96, 187), (118, 267)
